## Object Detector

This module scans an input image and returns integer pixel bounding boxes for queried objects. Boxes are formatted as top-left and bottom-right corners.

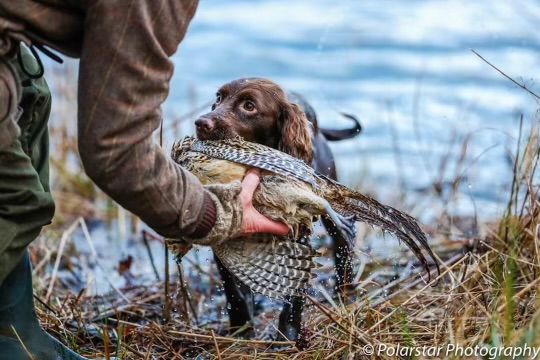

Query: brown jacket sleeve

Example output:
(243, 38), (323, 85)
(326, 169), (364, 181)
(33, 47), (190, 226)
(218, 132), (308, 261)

(76, 0), (214, 238)
(0, 0), (218, 238)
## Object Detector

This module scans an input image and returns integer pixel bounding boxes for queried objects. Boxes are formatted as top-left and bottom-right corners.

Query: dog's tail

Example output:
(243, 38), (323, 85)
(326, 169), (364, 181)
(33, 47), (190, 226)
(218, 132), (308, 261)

(319, 113), (362, 141)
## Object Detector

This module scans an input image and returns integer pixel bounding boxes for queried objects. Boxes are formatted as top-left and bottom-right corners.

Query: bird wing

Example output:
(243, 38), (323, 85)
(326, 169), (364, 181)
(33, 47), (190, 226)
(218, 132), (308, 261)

(213, 234), (317, 300)
(188, 137), (318, 187)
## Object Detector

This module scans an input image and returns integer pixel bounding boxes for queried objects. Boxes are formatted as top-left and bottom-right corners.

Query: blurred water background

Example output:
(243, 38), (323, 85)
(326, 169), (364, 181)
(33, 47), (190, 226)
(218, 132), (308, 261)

(165, 0), (539, 221)
(41, 0), (539, 295)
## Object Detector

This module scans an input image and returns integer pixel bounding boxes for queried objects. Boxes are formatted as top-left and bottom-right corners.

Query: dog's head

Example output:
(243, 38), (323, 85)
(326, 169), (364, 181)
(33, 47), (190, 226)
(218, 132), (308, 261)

(195, 78), (313, 164)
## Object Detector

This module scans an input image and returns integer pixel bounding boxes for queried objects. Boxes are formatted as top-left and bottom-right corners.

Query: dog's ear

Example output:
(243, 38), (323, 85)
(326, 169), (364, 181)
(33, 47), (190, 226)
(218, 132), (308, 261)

(278, 102), (313, 164)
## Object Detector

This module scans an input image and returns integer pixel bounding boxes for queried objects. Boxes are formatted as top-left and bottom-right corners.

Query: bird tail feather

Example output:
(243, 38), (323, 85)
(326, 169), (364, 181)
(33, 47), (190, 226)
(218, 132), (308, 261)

(317, 174), (439, 279)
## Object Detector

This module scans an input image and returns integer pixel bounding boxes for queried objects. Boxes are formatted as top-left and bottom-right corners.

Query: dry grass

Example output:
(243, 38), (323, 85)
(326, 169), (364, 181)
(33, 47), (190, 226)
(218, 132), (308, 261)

(33, 63), (540, 359)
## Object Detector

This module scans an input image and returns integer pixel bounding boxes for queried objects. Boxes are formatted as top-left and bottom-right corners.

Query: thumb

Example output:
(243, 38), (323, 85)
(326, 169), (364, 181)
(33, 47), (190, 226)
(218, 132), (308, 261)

(240, 168), (261, 199)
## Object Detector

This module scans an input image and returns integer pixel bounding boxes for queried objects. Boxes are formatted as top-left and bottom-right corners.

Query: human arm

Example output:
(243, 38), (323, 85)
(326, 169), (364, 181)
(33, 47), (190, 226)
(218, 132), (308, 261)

(1, 0), (287, 240)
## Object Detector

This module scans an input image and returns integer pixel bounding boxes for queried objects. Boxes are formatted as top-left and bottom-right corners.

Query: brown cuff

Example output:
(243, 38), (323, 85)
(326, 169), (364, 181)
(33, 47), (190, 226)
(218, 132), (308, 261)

(189, 192), (217, 238)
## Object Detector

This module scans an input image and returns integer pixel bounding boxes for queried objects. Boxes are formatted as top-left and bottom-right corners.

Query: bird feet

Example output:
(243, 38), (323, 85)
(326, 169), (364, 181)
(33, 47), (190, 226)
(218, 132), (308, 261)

(322, 202), (357, 249)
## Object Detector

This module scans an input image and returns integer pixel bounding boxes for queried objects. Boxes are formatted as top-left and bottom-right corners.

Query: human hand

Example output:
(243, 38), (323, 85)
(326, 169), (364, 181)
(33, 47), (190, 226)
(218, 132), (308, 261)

(239, 168), (289, 235)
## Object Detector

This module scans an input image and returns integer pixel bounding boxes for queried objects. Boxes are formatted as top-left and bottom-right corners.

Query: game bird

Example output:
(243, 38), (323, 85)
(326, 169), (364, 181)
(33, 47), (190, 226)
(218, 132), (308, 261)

(168, 136), (438, 299)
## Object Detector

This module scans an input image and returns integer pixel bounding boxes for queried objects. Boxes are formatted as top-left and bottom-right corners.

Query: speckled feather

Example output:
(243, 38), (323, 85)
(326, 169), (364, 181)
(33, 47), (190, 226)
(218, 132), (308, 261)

(189, 137), (317, 186)
(212, 235), (317, 299)
(171, 136), (438, 297)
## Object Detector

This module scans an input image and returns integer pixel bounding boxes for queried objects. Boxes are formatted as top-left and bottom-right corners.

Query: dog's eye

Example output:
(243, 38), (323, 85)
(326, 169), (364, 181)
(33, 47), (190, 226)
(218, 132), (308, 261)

(243, 101), (255, 112)
(211, 94), (222, 110)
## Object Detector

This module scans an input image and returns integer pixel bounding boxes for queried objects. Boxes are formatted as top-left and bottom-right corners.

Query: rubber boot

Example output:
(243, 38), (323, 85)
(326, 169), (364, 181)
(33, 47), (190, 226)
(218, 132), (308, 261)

(0, 251), (87, 360)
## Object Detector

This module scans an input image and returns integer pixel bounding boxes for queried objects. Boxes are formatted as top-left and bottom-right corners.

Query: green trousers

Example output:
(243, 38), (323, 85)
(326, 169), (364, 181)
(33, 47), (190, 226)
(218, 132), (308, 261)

(0, 47), (55, 284)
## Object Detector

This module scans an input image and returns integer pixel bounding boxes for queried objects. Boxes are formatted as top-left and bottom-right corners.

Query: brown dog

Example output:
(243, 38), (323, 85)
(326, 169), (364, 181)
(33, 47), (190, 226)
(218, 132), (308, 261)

(195, 78), (361, 340)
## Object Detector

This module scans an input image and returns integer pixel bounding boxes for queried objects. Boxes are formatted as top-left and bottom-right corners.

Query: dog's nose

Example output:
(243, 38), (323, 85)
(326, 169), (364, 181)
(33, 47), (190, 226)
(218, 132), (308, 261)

(195, 118), (213, 132)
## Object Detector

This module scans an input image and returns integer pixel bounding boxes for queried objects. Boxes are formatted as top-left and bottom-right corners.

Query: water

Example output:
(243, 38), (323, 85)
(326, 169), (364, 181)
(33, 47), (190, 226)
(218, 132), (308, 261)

(42, 1), (539, 296)
(165, 0), (539, 220)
